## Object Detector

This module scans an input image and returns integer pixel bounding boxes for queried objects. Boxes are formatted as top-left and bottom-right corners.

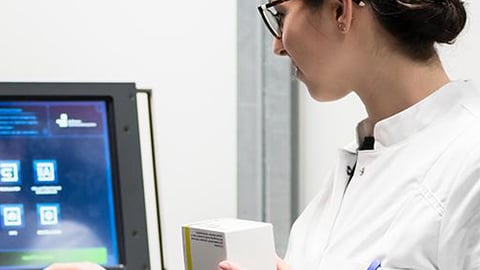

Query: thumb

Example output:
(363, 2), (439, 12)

(218, 261), (242, 270)
(276, 257), (291, 270)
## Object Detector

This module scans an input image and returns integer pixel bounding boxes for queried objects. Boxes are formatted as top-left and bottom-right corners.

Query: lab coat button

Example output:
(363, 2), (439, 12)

(359, 167), (365, 176)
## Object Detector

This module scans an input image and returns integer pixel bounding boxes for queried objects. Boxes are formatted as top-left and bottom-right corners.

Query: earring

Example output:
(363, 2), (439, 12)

(338, 23), (346, 32)
(358, 1), (366, 7)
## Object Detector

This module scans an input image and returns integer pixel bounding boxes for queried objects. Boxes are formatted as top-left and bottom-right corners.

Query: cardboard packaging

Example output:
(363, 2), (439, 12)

(182, 218), (276, 270)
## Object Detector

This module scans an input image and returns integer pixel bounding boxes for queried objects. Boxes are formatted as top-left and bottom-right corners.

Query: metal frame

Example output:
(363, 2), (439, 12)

(136, 91), (165, 270)
(0, 83), (152, 270)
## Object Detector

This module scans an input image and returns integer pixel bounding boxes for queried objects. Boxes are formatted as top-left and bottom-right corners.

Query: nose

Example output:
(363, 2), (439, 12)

(273, 38), (288, 56)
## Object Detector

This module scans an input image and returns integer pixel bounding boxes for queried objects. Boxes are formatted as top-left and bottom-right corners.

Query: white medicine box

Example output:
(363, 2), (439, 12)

(182, 218), (276, 270)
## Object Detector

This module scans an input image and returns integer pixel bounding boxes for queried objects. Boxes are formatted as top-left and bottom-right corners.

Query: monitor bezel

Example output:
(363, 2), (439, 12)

(0, 83), (150, 270)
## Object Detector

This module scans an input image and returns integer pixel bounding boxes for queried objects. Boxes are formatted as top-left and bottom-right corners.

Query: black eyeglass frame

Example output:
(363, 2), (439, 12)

(257, 0), (290, 39)
(257, 0), (366, 39)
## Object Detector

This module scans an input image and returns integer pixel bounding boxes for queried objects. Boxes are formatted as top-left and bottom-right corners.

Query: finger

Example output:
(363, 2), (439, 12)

(218, 260), (241, 270)
(44, 262), (106, 270)
(276, 258), (291, 270)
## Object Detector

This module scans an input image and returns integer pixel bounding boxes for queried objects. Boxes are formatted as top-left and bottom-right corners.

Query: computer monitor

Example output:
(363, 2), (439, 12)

(0, 83), (162, 270)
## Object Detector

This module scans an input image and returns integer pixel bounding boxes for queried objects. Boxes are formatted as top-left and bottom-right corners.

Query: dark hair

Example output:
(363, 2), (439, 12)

(305, 0), (468, 61)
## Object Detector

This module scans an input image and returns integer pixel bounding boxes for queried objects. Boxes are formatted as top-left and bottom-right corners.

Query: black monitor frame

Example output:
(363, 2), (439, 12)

(0, 83), (151, 270)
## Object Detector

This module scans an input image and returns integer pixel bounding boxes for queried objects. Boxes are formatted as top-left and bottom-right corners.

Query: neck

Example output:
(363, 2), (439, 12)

(355, 53), (450, 126)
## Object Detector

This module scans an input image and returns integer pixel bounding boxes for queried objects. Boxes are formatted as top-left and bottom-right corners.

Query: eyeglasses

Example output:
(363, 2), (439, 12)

(257, 0), (366, 39)
(257, 0), (290, 39)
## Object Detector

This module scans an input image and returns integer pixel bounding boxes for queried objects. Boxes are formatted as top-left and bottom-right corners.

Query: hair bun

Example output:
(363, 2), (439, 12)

(372, 0), (467, 44)
(429, 0), (467, 44)
(368, 0), (467, 60)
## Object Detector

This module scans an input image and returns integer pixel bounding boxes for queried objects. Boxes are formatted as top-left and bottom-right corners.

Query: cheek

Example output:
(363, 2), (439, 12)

(282, 27), (316, 74)
(281, 14), (314, 57)
(281, 26), (300, 58)
(281, 14), (352, 101)
(282, 20), (331, 71)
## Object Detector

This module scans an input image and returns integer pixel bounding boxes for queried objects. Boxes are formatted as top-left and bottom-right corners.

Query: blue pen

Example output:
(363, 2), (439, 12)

(366, 259), (381, 270)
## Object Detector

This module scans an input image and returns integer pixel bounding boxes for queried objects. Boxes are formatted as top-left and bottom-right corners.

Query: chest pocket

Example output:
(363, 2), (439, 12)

(375, 186), (441, 270)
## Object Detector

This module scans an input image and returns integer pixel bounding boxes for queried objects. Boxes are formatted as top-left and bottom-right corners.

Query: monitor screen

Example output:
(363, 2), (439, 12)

(0, 100), (121, 269)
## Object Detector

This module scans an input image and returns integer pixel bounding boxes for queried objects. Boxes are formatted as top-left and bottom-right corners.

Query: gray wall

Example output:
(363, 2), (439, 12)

(237, 0), (299, 256)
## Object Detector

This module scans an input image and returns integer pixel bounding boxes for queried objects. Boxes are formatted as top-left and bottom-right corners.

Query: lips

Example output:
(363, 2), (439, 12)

(293, 65), (302, 78)
(291, 61), (298, 73)
(290, 59), (303, 79)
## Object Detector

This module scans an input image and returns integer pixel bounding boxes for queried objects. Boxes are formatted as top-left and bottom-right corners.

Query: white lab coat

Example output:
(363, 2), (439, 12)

(285, 80), (480, 270)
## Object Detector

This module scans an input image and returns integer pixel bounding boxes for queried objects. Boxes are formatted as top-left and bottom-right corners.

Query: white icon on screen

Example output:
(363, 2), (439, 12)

(3, 206), (22, 226)
(35, 161), (56, 182)
(55, 113), (97, 128)
(39, 205), (59, 226)
(56, 113), (69, 128)
(0, 161), (20, 183)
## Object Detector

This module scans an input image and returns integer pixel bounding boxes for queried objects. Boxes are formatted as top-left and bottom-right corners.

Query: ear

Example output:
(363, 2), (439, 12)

(334, 0), (353, 33)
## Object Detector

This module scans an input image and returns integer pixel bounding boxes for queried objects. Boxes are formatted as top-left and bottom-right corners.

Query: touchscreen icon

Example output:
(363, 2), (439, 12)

(33, 160), (58, 183)
(0, 161), (21, 184)
(37, 204), (60, 226)
(1, 204), (24, 228)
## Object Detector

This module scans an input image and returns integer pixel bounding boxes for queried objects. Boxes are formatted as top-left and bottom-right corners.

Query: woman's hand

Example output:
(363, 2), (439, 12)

(218, 256), (292, 270)
(43, 262), (106, 270)
(275, 258), (292, 270)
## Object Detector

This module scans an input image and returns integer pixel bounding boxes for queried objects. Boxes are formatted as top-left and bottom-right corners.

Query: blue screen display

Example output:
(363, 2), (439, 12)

(0, 101), (119, 268)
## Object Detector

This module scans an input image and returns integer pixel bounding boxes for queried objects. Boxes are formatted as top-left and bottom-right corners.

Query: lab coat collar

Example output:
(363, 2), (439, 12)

(374, 80), (476, 148)
(343, 80), (477, 153)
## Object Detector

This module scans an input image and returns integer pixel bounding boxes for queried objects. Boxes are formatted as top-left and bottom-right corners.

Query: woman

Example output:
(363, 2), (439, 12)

(48, 0), (477, 269)
(223, 0), (477, 269)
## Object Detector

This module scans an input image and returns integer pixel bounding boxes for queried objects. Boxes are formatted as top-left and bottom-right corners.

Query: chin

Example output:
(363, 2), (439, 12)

(306, 84), (351, 102)
(300, 72), (352, 101)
